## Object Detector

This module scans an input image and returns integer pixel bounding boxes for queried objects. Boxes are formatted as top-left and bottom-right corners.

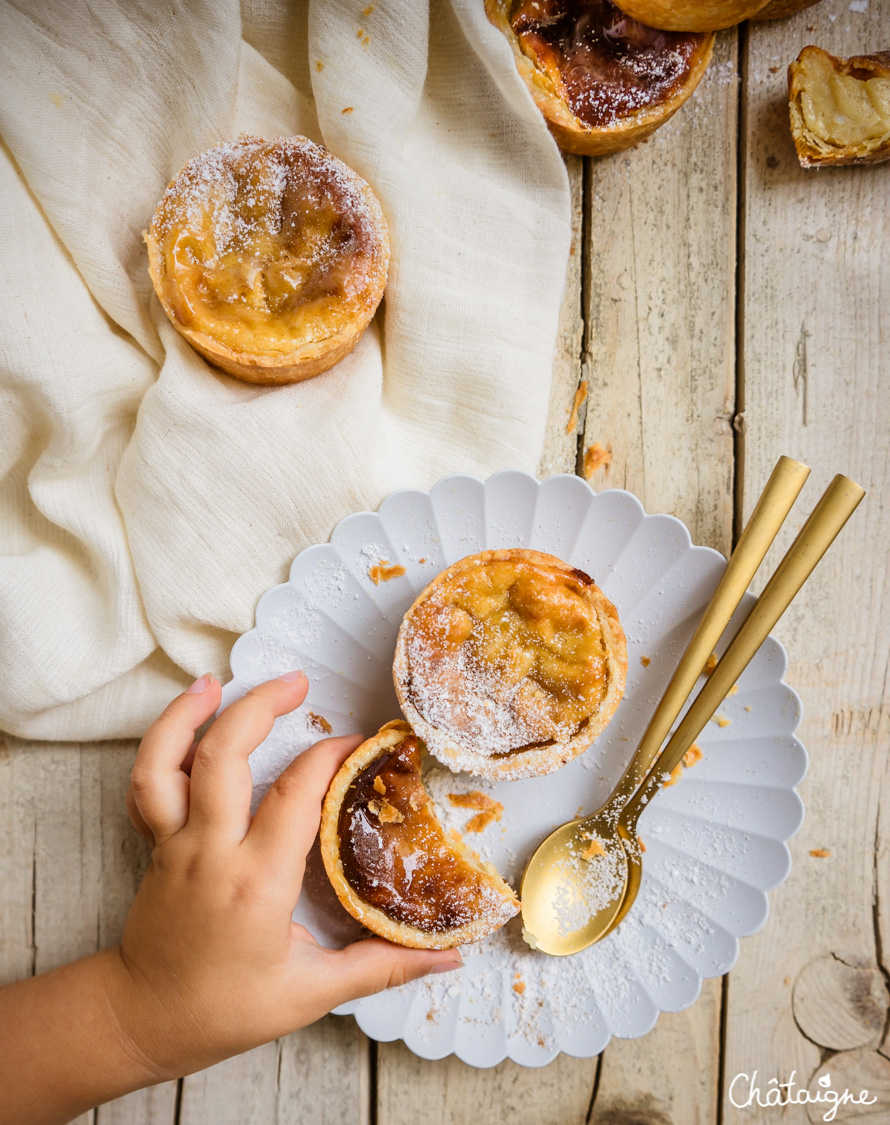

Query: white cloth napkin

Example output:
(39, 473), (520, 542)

(0, 0), (571, 740)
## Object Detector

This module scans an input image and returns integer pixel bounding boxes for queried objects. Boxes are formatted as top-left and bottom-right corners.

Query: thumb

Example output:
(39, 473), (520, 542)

(319, 938), (463, 1008)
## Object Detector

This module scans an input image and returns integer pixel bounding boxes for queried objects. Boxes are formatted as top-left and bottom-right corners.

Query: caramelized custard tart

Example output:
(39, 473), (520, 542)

(321, 721), (520, 949)
(486, 0), (715, 154)
(393, 549), (627, 781)
(145, 136), (389, 384)
(789, 47), (890, 167)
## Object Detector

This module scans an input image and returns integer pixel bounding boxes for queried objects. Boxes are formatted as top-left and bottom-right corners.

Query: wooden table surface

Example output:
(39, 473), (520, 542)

(2, 2), (888, 1121)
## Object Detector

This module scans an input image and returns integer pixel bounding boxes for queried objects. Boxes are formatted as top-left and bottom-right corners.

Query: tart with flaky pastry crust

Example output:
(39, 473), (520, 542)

(788, 47), (890, 168)
(145, 136), (389, 385)
(485, 0), (715, 155)
(393, 549), (627, 782)
(320, 721), (520, 949)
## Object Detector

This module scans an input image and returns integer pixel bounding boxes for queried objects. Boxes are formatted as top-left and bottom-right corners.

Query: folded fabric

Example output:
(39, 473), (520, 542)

(0, 0), (570, 740)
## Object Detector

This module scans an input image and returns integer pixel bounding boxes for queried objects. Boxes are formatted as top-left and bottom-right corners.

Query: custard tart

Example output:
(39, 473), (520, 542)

(145, 136), (390, 384)
(393, 549), (627, 781)
(789, 47), (890, 168)
(320, 721), (520, 949)
(613, 0), (770, 31)
(486, 0), (715, 155)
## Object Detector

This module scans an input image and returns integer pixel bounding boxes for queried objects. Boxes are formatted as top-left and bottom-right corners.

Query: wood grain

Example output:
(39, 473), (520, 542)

(582, 30), (739, 550)
(584, 29), (739, 1125)
(723, 0), (890, 1119)
(539, 155), (585, 480)
(377, 1041), (595, 1125)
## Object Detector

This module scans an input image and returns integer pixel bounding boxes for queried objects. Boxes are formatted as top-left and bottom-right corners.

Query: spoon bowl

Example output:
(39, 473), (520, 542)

(520, 814), (628, 956)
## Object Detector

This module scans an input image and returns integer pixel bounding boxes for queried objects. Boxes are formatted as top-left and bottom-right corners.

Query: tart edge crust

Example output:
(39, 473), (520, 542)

(484, 0), (716, 155)
(144, 139), (391, 385)
(320, 720), (520, 950)
(393, 549), (628, 782)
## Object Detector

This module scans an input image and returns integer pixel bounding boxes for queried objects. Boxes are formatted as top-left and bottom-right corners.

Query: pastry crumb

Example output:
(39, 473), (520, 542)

(307, 711), (332, 734)
(513, 980), (526, 995)
(368, 798), (403, 824)
(581, 836), (605, 859)
(683, 742), (703, 768)
(369, 560), (406, 584)
(465, 810), (500, 834)
(810, 848), (831, 858)
(713, 714), (732, 728)
(372, 775), (386, 795)
(583, 443), (612, 479)
(640, 654), (651, 668)
(419, 557), (427, 564)
(566, 381), (588, 434)
(315, 59), (324, 71)
(745, 705), (752, 712)
(728, 684), (739, 696)
(342, 106), (354, 115)
(363, 2), (375, 12)
(638, 836), (646, 853)
(704, 652), (719, 676)
(448, 791), (503, 815)
(663, 762), (683, 788)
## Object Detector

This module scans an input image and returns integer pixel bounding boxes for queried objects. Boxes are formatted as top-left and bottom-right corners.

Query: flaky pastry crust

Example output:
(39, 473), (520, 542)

(788, 47), (890, 167)
(614, 0), (771, 31)
(145, 136), (389, 385)
(394, 549), (627, 782)
(485, 0), (714, 155)
(320, 721), (520, 949)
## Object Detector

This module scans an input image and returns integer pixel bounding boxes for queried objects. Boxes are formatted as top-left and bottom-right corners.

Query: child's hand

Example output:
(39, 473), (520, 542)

(115, 671), (461, 1082)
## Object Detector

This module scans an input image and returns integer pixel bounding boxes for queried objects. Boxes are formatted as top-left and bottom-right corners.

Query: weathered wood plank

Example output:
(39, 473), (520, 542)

(584, 28), (740, 1125)
(582, 30), (739, 550)
(377, 1042), (595, 1125)
(0, 740), (177, 1125)
(539, 154), (585, 479)
(724, 0), (890, 1119)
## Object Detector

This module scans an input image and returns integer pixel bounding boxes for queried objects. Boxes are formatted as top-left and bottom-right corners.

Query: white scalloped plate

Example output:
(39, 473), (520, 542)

(220, 471), (806, 1068)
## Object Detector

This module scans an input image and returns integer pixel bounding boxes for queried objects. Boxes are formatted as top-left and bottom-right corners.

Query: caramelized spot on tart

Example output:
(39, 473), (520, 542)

(510, 0), (704, 128)
(403, 556), (612, 756)
(338, 737), (514, 932)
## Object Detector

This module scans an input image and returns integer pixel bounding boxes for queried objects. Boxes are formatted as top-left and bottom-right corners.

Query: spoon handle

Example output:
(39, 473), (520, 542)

(623, 473), (865, 823)
(606, 456), (810, 809)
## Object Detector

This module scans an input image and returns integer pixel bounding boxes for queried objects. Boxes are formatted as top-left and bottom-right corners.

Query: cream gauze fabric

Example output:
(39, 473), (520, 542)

(0, 0), (570, 740)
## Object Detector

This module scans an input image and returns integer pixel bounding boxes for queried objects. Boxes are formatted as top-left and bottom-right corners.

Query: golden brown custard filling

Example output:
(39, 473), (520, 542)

(404, 558), (610, 756)
(150, 137), (385, 356)
(338, 737), (508, 932)
(796, 48), (890, 149)
(510, 0), (704, 127)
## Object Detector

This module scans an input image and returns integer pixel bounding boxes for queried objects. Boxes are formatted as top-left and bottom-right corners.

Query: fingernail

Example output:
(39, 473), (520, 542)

(429, 958), (463, 975)
(186, 674), (212, 694)
(279, 670), (305, 683)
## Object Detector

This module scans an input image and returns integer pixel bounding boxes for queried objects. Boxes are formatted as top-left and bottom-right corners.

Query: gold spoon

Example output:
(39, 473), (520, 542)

(520, 455), (810, 954)
(521, 463), (863, 956)
(606, 471), (866, 939)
